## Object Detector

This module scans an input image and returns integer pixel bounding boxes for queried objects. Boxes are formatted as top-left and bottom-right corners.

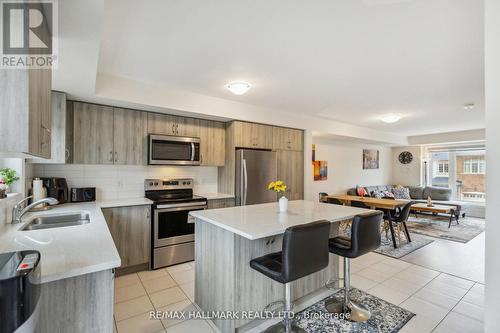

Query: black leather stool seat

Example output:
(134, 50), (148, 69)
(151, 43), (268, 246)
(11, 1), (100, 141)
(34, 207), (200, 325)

(250, 251), (285, 283)
(250, 220), (331, 284)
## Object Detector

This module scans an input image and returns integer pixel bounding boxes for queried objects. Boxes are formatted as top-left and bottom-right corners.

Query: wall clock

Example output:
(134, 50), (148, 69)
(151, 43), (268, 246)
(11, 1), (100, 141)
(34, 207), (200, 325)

(398, 151), (413, 164)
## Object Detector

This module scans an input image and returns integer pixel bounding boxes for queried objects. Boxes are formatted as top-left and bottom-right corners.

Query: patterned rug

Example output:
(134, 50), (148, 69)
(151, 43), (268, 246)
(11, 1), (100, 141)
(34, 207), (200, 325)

(295, 288), (414, 333)
(406, 215), (485, 243)
(373, 233), (434, 259)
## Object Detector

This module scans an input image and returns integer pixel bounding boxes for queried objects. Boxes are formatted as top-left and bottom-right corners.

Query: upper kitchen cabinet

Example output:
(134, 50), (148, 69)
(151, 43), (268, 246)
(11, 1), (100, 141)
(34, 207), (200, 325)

(73, 102), (115, 164)
(113, 108), (148, 165)
(73, 102), (148, 165)
(30, 92), (73, 164)
(199, 120), (225, 166)
(232, 121), (273, 149)
(0, 68), (52, 158)
(277, 150), (304, 200)
(147, 113), (199, 137)
(272, 127), (304, 151)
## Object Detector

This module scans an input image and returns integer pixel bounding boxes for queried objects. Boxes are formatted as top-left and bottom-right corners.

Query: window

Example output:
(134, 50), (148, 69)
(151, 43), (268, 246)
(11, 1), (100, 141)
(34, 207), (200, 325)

(433, 161), (449, 176)
(463, 159), (486, 174)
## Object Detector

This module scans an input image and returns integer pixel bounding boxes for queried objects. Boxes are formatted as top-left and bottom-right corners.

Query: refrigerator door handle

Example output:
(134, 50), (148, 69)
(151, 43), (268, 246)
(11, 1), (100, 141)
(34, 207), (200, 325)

(243, 159), (248, 205)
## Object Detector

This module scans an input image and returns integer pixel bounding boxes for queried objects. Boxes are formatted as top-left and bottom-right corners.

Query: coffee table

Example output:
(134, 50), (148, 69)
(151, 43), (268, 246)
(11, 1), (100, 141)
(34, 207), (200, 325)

(410, 203), (458, 228)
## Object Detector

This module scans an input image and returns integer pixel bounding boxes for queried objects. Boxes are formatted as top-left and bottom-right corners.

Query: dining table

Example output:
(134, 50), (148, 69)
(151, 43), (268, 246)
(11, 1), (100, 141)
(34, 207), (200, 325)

(325, 194), (410, 248)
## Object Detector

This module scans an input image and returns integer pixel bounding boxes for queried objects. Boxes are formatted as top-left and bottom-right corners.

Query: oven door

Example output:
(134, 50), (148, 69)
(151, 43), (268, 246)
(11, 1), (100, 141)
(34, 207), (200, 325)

(153, 202), (206, 247)
(149, 134), (200, 165)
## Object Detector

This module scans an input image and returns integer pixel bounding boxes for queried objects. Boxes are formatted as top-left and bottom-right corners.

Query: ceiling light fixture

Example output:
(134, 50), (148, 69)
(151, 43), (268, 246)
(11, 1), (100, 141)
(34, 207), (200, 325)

(226, 81), (252, 95)
(464, 103), (475, 111)
(380, 113), (403, 123)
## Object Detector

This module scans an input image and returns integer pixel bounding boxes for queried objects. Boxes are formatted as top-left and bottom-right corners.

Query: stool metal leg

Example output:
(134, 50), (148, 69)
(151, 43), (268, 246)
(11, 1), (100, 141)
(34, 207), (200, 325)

(263, 283), (307, 333)
(325, 257), (372, 322)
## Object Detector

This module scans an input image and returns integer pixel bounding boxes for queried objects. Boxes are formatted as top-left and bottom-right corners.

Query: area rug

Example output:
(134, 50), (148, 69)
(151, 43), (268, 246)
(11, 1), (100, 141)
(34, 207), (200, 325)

(406, 215), (485, 243)
(295, 288), (414, 333)
(373, 233), (434, 259)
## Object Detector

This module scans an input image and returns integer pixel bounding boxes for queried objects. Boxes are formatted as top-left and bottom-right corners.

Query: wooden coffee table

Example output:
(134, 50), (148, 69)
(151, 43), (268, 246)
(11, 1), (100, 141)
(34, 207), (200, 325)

(410, 203), (458, 228)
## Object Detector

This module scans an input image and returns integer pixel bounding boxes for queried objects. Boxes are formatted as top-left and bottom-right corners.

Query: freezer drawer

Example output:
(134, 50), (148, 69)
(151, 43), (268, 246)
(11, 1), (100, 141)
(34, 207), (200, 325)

(152, 242), (194, 269)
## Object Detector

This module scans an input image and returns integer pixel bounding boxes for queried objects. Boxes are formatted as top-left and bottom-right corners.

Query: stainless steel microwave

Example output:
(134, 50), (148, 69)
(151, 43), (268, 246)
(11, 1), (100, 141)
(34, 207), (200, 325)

(148, 134), (201, 165)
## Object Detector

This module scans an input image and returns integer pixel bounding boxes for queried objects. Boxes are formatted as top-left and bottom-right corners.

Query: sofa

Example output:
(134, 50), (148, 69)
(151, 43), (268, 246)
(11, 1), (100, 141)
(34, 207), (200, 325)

(346, 185), (469, 219)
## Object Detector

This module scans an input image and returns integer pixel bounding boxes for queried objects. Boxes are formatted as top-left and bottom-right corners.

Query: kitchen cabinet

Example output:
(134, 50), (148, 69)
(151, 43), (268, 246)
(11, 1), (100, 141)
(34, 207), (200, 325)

(73, 103), (147, 165)
(207, 198), (235, 209)
(30, 92), (74, 164)
(73, 102), (114, 164)
(102, 205), (151, 268)
(232, 121), (273, 149)
(147, 113), (199, 137)
(272, 127), (303, 151)
(113, 107), (148, 165)
(199, 120), (225, 166)
(0, 68), (52, 158)
(277, 150), (304, 200)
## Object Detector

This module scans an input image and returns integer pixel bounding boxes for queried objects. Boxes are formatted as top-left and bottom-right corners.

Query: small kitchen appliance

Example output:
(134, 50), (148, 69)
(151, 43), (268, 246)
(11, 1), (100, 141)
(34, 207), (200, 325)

(40, 177), (68, 204)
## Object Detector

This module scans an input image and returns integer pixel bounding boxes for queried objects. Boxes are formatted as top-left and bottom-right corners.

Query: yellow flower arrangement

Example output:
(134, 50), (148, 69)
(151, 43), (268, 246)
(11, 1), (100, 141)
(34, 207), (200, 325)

(268, 180), (287, 193)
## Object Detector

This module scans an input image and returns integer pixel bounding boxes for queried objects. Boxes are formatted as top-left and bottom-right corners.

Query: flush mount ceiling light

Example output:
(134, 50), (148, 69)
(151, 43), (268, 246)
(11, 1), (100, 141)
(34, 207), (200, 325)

(464, 103), (475, 111)
(380, 113), (403, 123)
(225, 81), (252, 95)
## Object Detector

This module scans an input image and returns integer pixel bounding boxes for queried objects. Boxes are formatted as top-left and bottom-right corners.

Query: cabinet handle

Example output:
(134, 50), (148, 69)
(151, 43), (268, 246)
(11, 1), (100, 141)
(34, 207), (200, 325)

(109, 151), (113, 162)
(41, 124), (51, 133)
(65, 148), (70, 161)
(172, 123), (175, 134)
(114, 152), (118, 163)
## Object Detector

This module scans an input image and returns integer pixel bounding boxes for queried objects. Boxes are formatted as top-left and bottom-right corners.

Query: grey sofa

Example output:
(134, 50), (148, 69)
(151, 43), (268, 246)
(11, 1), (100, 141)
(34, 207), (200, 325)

(347, 185), (468, 219)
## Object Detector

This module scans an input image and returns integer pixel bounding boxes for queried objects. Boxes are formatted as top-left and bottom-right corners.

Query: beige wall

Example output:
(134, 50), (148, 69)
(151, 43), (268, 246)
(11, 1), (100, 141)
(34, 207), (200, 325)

(391, 146), (423, 186)
(308, 139), (393, 198)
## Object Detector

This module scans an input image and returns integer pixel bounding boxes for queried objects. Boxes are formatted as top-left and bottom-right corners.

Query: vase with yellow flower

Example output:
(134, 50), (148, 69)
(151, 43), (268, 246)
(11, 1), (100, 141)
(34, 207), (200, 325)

(268, 180), (288, 212)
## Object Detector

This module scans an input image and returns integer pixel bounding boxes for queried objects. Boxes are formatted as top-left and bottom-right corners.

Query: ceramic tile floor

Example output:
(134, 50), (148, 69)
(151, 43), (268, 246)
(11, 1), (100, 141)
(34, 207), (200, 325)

(113, 252), (484, 333)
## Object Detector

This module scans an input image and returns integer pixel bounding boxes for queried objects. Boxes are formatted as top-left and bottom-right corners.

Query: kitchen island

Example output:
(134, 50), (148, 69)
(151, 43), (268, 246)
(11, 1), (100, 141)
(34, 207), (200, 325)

(190, 200), (376, 333)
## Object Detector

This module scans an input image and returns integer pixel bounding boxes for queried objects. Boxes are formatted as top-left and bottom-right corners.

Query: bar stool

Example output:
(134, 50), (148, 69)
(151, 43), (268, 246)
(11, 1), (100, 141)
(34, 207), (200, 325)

(325, 211), (383, 322)
(250, 220), (331, 333)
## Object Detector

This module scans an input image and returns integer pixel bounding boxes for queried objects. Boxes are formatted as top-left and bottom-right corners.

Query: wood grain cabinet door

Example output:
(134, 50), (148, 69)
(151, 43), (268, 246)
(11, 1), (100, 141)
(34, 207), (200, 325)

(73, 102), (114, 164)
(28, 69), (52, 158)
(102, 205), (151, 268)
(147, 113), (177, 135)
(233, 121), (273, 149)
(273, 127), (304, 151)
(176, 116), (200, 137)
(113, 107), (147, 165)
(199, 120), (225, 166)
(277, 150), (304, 200)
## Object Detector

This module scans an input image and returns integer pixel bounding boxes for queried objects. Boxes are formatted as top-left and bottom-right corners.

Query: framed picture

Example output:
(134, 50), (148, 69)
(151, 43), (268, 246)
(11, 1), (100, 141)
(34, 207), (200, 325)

(314, 160), (328, 180)
(363, 149), (379, 169)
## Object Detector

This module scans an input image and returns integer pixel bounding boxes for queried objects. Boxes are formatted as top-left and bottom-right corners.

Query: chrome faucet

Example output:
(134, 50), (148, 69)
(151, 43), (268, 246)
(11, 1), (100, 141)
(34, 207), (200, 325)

(12, 196), (59, 224)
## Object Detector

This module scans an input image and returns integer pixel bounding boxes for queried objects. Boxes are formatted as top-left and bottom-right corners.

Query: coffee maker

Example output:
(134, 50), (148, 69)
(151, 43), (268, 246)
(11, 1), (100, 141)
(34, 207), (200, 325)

(40, 177), (69, 204)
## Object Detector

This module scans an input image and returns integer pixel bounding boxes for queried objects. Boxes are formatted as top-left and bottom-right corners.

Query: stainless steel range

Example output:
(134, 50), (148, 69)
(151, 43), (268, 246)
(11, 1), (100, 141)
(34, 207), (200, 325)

(145, 178), (207, 269)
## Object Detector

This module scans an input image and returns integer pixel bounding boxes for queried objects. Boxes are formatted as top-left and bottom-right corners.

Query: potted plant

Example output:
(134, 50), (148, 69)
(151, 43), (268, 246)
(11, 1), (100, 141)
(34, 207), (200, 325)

(268, 180), (288, 212)
(0, 168), (20, 193)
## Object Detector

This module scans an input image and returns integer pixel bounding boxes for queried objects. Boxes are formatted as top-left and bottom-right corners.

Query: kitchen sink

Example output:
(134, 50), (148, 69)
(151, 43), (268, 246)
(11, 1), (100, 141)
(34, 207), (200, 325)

(20, 212), (90, 231)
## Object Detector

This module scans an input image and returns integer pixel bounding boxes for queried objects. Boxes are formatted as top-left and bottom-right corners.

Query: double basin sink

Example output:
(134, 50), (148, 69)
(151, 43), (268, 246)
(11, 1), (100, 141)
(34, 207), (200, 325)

(21, 212), (90, 231)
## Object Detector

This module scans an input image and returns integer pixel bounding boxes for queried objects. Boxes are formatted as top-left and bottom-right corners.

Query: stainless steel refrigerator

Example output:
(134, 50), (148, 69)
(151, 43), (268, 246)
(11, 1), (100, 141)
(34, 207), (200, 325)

(235, 149), (278, 206)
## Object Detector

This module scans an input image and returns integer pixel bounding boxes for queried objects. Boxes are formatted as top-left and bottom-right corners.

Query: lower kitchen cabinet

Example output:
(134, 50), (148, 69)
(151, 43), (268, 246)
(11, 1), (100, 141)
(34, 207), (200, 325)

(207, 198), (235, 209)
(102, 205), (151, 269)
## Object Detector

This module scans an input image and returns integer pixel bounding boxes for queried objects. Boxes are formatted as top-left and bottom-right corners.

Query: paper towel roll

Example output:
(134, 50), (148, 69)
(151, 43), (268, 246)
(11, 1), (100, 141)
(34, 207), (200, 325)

(33, 178), (45, 202)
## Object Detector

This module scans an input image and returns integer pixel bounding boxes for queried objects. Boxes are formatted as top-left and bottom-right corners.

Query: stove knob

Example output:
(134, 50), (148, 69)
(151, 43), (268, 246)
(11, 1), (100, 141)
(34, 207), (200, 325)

(154, 182), (159, 186)
(149, 182), (154, 186)
(183, 181), (187, 185)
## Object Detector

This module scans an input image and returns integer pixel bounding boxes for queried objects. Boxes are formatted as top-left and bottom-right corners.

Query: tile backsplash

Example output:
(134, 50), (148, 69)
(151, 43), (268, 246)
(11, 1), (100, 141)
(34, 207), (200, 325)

(32, 164), (219, 201)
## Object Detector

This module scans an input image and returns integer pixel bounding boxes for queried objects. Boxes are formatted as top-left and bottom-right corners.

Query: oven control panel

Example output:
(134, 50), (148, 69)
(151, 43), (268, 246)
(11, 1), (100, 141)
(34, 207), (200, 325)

(144, 178), (193, 191)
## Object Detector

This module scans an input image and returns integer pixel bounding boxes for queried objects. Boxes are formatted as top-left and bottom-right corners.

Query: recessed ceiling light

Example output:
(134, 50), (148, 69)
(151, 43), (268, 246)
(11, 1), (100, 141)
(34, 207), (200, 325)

(380, 113), (403, 123)
(464, 103), (475, 110)
(225, 81), (252, 95)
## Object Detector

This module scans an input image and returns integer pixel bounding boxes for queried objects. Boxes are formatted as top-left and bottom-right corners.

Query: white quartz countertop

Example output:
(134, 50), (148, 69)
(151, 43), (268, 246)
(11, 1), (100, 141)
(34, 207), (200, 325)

(0, 198), (151, 283)
(196, 192), (235, 200)
(190, 200), (378, 240)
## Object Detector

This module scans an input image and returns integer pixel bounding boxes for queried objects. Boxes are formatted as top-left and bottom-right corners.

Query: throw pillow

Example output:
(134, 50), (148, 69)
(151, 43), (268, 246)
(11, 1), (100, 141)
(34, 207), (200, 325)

(392, 187), (411, 199)
(371, 191), (384, 199)
(382, 191), (395, 199)
(356, 186), (368, 197)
